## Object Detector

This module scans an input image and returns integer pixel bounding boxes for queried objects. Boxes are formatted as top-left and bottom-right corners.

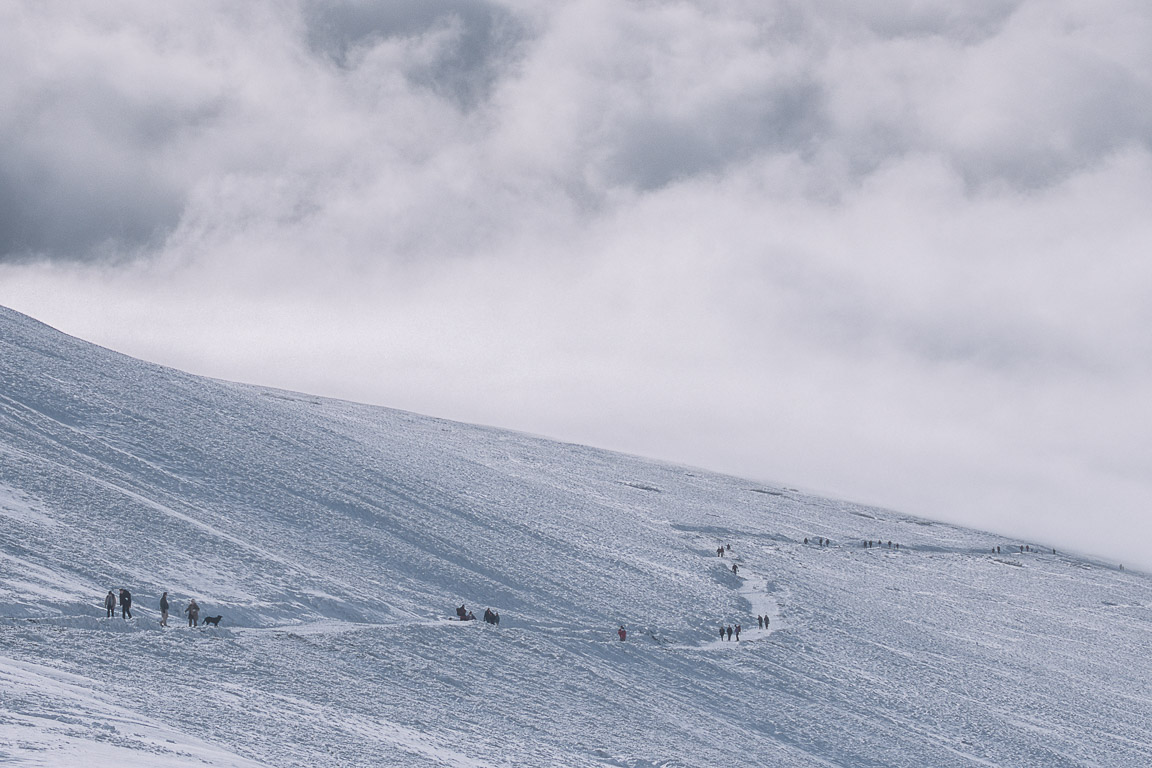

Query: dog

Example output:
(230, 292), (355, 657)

(202, 615), (223, 627)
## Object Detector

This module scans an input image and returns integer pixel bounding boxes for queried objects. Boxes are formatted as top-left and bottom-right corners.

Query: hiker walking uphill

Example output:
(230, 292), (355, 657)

(118, 588), (132, 619)
(185, 599), (200, 627)
(104, 590), (116, 618)
(159, 592), (169, 627)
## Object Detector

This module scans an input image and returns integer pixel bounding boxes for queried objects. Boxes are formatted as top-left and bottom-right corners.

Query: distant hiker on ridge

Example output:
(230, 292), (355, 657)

(185, 599), (200, 627)
(757, 615), (763, 629)
(618, 626), (627, 641)
(719, 627), (725, 641)
(119, 588), (132, 619)
(726, 625), (733, 641)
(159, 592), (169, 627)
(732, 564), (738, 575)
(104, 590), (116, 618)
(735, 624), (741, 641)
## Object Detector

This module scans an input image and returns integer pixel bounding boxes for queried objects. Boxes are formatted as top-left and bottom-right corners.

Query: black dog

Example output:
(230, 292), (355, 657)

(202, 615), (223, 627)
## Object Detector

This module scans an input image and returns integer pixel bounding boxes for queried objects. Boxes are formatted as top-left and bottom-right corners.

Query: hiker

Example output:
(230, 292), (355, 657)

(717, 546), (723, 557)
(765, 615), (770, 625)
(493, 610), (500, 626)
(719, 627), (725, 641)
(465, 610), (475, 621)
(757, 615), (763, 629)
(104, 590), (116, 618)
(119, 588), (132, 619)
(726, 544), (731, 552)
(159, 592), (169, 627)
(726, 625), (733, 641)
(732, 564), (738, 575)
(618, 626), (627, 642)
(483, 608), (494, 624)
(804, 537), (809, 544)
(735, 624), (741, 641)
(456, 604), (467, 621)
(185, 599), (200, 627)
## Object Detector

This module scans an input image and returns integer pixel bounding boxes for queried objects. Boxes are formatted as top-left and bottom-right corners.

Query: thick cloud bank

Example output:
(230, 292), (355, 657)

(2, 0), (1151, 566)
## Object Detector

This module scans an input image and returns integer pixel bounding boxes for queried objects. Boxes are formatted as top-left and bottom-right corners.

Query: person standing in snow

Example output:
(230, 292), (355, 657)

(159, 592), (170, 627)
(726, 625), (733, 641)
(757, 615), (763, 629)
(119, 588), (132, 619)
(185, 599), (200, 627)
(732, 563), (738, 575)
(104, 590), (116, 618)
(735, 624), (741, 641)
(618, 626), (627, 641)
(719, 626), (725, 641)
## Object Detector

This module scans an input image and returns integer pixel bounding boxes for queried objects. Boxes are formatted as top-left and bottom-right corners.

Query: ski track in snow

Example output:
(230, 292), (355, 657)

(2, 305), (1152, 767)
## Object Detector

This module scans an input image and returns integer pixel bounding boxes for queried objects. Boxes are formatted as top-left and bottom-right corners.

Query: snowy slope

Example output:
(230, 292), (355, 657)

(1, 304), (1150, 768)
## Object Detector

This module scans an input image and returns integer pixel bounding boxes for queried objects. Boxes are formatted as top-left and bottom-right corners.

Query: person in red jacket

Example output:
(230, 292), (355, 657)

(617, 626), (627, 641)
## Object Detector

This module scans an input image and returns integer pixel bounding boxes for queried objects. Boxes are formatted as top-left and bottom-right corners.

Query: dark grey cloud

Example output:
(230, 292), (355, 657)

(304, 0), (525, 109)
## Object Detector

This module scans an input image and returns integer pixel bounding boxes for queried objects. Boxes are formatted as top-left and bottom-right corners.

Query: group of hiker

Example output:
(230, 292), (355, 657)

(103, 589), (203, 626)
(719, 624), (741, 641)
(996, 545), (1056, 555)
(455, 604), (501, 626)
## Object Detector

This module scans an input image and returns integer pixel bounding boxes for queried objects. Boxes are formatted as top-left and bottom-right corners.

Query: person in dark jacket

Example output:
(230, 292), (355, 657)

(757, 615), (764, 629)
(104, 590), (116, 618)
(159, 592), (170, 627)
(719, 627), (725, 641)
(732, 563), (738, 575)
(735, 624), (741, 641)
(726, 625), (733, 641)
(119, 589), (132, 619)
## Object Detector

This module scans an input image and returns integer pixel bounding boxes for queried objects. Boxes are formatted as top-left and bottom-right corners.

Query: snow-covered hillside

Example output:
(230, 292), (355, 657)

(1, 305), (1150, 767)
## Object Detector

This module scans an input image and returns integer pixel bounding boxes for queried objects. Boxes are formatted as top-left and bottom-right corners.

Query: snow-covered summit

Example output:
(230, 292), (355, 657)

(2, 305), (1150, 767)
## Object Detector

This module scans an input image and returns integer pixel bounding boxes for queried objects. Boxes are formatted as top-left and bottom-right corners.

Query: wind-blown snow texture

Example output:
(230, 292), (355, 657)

(1, 305), (1150, 767)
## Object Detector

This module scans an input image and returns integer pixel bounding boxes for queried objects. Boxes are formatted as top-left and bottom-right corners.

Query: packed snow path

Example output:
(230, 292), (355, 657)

(2, 305), (1152, 767)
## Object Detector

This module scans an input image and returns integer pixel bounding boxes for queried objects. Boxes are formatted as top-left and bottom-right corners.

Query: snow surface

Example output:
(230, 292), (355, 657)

(1, 304), (1151, 767)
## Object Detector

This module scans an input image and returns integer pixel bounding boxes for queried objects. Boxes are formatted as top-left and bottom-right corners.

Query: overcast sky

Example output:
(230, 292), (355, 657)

(2, 0), (1150, 568)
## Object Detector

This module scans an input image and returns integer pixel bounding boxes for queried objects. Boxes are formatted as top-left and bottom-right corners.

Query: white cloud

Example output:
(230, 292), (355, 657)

(2, 0), (1151, 567)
